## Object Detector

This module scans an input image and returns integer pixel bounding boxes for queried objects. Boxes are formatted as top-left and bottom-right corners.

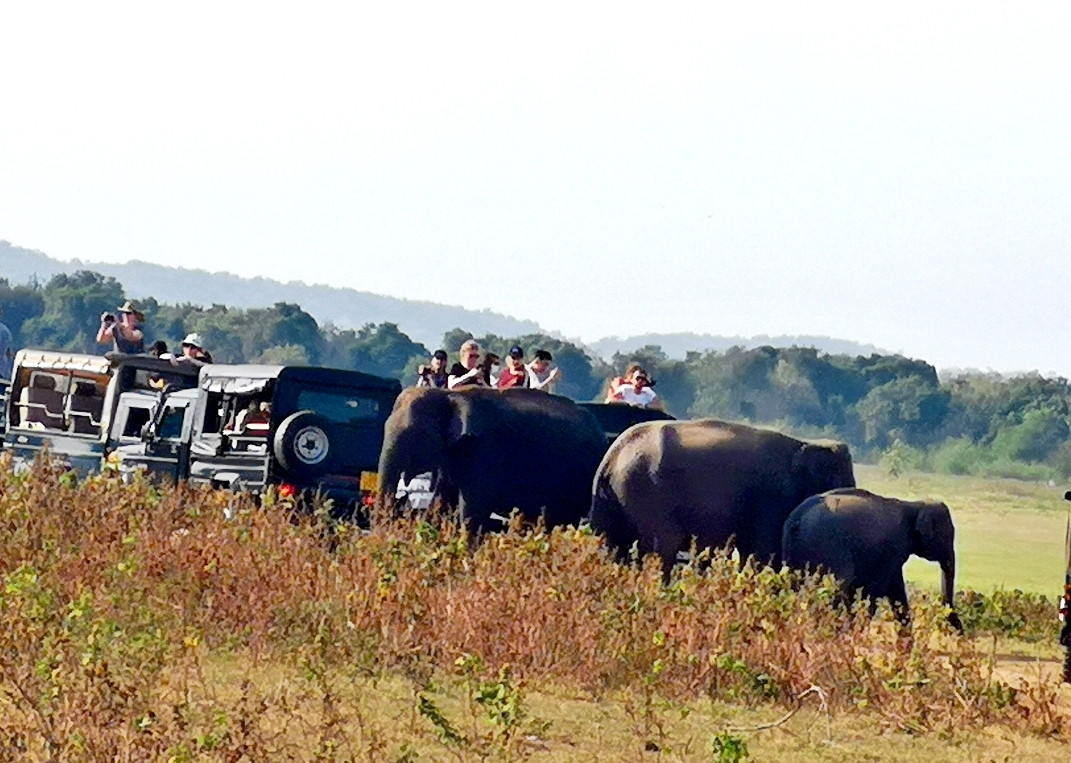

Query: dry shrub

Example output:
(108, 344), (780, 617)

(0, 457), (1067, 759)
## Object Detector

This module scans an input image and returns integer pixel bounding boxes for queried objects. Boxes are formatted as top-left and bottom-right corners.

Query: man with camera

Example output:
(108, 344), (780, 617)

(416, 349), (450, 388)
(96, 301), (146, 354)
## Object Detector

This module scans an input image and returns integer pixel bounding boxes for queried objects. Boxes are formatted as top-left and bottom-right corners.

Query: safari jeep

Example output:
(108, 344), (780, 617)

(123, 364), (401, 518)
(2, 350), (200, 475)
(575, 401), (675, 445)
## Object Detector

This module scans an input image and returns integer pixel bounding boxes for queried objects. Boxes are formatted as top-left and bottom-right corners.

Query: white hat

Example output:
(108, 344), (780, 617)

(181, 332), (205, 349)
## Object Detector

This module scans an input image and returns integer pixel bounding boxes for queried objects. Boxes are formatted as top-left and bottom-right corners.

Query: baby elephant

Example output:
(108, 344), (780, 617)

(782, 488), (962, 630)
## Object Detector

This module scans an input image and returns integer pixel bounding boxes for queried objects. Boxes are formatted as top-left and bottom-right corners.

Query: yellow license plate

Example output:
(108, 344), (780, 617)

(359, 471), (380, 492)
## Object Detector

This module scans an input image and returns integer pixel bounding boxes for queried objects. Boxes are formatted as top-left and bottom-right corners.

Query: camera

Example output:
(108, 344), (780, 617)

(418, 365), (430, 377)
(101, 312), (116, 324)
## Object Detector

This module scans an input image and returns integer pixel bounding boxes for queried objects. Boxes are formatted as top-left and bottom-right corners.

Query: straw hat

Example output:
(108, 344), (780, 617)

(116, 300), (145, 321)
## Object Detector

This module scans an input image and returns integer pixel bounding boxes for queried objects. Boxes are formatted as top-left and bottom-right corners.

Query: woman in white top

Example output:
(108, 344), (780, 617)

(607, 368), (662, 410)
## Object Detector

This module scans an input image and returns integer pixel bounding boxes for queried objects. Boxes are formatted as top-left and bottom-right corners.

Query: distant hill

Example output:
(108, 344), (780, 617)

(0, 241), (541, 349)
(1, 241), (887, 360)
(589, 332), (886, 360)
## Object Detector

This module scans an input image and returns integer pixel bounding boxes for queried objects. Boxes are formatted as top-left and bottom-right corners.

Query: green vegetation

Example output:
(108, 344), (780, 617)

(0, 459), (1068, 761)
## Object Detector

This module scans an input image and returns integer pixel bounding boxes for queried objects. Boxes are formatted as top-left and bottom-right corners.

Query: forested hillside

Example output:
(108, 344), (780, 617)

(3, 269), (1070, 480)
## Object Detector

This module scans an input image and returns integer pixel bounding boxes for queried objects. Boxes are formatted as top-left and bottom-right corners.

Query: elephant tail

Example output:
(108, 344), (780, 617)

(589, 471), (639, 562)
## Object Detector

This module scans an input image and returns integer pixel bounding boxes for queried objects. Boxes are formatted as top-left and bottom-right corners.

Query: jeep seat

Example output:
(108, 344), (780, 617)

(19, 375), (65, 429)
(67, 380), (104, 435)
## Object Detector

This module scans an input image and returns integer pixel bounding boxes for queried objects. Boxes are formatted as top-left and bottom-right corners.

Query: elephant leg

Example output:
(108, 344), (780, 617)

(456, 485), (494, 536)
(640, 526), (686, 583)
(883, 574), (911, 627)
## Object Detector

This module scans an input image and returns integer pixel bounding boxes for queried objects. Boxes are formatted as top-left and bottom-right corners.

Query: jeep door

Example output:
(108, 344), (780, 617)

(187, 385), (272, 492)
(109, 391), (192, 483)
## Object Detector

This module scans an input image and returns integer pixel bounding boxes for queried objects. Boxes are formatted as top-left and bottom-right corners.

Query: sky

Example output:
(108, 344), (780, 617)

(2, 3), (1070, 374)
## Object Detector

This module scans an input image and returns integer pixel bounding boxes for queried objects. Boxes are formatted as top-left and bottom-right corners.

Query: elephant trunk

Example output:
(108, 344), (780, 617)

(941, 554), (963, 632)
(376, 444), (404, 513)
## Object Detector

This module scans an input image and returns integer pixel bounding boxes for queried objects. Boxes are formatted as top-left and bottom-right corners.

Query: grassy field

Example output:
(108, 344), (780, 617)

(0, 460), (1069, 762)
(856, 464), (1070, 595)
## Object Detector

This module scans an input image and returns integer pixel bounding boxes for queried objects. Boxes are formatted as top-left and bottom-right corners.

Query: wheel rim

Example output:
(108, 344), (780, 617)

(293, 425), (329, 465)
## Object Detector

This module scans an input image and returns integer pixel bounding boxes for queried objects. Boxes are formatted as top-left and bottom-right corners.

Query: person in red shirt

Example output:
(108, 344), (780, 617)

(497, 345), (529, 390)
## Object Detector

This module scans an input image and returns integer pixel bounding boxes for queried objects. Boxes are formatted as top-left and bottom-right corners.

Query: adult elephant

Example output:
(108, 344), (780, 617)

(782, 488), (962, 629)
(377, 387), (607, 532)
(590, 419), (855, 577)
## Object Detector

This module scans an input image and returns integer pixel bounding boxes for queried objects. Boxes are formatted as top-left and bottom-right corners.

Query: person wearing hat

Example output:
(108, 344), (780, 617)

(496, 345), (529, 390)
(416, 349), (450, 388)
(177, 333), (213, 365)
(96, 300), (145, 354)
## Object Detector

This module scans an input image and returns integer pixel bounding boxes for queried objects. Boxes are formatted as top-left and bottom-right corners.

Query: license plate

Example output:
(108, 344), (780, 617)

(359, 471), (379, 492)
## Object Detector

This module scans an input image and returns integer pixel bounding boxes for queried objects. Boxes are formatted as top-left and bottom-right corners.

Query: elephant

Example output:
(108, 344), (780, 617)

(377, 386), (608, 533)
(781, 488), (962, 629)
(589, 419), (855, 577)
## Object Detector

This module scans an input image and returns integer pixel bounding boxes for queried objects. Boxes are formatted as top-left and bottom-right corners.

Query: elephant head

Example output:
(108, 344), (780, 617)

(791, 440), (856, 500)
(377, 388), (482, 511)
(912, 501), (962, 630)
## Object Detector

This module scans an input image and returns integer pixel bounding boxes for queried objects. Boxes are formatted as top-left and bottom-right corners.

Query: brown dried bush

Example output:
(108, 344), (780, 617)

(0, 456), (1066, 760)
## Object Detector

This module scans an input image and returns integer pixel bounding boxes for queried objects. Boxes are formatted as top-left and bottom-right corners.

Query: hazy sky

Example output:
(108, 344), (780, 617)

(2, 3), (1069, 374)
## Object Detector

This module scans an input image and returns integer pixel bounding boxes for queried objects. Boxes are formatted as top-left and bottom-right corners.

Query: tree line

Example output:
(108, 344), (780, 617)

(4, 270), (1070, 479)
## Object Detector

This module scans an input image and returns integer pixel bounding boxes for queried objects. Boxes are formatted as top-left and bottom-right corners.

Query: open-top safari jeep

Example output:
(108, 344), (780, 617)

(2, 350), (200, 475)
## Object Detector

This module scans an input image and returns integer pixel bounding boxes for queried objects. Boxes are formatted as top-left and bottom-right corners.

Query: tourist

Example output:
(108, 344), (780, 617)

(416, 349), (450, 388)
(96, 300), (145, 354)
(496, 346), (529, 389)
(526, 349), (562, 393)
(448, 340), (487, 388)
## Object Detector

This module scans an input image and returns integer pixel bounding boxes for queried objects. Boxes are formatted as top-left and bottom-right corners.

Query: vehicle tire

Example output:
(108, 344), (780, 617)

(1064, 645), (1071, 684)
(273, 410), (335, 480)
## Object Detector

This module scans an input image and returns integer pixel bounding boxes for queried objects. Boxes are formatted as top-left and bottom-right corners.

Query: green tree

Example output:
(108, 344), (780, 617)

(20, 271), (126, 353)
(990, 407), (1070, 463)
(0, 278), (45, 346)
(267, 303), (322, 364)
(851, 376), (950, 450)
(324, 322), (428, 381)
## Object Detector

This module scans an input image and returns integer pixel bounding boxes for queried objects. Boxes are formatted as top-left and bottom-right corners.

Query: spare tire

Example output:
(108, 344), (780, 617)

(273, 410), (335, 479)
